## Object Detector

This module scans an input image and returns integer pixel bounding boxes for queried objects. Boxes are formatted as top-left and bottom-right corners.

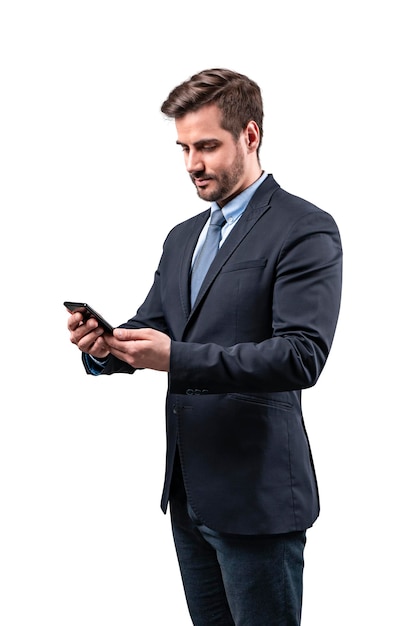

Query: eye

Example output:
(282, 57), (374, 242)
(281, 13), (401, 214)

(201, 143), (218, 152)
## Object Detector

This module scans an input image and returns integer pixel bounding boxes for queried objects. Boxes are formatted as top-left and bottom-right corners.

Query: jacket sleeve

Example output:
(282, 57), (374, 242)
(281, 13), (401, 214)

(169, 210), (342, 394)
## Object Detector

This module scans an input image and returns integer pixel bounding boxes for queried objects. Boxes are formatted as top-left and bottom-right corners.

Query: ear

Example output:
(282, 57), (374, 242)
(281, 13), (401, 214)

(244, 121), (260, 153)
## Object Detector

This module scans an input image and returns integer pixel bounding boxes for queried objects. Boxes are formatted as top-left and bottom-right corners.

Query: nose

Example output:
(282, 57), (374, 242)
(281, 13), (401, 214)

(185, 148), (204, 175)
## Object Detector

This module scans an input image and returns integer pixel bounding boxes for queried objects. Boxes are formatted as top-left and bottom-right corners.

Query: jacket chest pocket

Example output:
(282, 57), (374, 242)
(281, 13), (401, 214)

(220, 258), (267, 273)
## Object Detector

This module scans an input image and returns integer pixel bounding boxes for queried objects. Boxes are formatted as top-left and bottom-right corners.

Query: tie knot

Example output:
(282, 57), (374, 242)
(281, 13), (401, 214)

(210, 208), (226, 228)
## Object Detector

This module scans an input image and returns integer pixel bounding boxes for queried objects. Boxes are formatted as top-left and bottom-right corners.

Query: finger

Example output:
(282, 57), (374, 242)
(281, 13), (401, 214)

(70, 322), (102, 346)
(76, 328), (106, 353)
(67, 311), (84, 331)
(108, 342), (144, 367)
(113, 327), (147, 341)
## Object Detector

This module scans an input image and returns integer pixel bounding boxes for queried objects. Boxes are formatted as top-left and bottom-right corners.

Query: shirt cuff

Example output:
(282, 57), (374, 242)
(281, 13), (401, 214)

(82, 353), (109, 375)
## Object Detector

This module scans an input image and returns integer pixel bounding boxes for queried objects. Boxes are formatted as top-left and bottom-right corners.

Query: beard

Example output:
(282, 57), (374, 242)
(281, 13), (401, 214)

(191, 144), (245, 205)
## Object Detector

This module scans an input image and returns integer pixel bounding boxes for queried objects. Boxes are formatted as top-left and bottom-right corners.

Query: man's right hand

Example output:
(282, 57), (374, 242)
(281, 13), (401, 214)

(67, 311), (111, 359)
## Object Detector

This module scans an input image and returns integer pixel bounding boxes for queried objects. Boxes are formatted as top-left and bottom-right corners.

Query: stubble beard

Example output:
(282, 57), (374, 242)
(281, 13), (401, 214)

(193, 145), (245, 205)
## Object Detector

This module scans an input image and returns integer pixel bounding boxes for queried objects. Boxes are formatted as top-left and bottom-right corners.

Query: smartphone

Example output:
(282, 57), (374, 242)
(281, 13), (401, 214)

(63, 301), (114, 333)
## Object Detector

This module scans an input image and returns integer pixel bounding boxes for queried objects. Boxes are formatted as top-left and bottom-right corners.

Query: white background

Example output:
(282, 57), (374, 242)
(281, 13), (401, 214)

(1, 1), (416, 624)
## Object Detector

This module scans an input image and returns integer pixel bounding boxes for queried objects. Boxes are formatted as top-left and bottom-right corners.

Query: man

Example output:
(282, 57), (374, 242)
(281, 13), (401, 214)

(67, 68), (342, 625)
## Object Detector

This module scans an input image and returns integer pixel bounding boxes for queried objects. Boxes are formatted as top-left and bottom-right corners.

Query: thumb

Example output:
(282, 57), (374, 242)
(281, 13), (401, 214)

(113, 327), (142, 340)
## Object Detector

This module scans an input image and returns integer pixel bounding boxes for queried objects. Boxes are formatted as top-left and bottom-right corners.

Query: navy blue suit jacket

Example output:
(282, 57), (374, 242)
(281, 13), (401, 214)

(97, 174), (343, 534)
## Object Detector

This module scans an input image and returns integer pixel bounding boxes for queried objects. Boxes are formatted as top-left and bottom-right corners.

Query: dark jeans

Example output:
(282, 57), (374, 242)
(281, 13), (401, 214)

(169, 473), (306, 625)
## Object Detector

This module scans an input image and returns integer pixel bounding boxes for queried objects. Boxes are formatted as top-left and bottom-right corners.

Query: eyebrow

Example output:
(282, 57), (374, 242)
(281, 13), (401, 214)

(176, 138), (221, 148)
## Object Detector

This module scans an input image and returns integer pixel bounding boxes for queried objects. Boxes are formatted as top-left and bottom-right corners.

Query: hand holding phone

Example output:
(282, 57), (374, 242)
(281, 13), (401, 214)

(64, 301), (114, 333)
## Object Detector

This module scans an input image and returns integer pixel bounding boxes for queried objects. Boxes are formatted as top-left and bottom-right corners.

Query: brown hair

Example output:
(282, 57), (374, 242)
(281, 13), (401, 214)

(161, 68), (263, 152)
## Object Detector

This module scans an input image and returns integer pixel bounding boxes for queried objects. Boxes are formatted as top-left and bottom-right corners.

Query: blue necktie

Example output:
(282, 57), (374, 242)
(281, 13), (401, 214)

(191, 208), (226, 306)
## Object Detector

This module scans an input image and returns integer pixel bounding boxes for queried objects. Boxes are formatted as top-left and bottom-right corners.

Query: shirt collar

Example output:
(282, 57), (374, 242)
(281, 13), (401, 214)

(212, 171), (268, 225)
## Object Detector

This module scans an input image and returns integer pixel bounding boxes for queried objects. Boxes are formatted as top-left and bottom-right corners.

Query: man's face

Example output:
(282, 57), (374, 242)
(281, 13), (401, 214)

(175, 104), (252, 207)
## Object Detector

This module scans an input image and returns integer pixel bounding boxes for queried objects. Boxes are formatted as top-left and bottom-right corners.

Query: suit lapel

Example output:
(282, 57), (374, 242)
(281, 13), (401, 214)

(189, 182), (276, 315)
(177, 176), (280, 331)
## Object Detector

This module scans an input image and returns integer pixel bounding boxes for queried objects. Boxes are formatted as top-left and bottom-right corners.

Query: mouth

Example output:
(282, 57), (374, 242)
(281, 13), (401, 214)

(193, 176), (212, 188)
